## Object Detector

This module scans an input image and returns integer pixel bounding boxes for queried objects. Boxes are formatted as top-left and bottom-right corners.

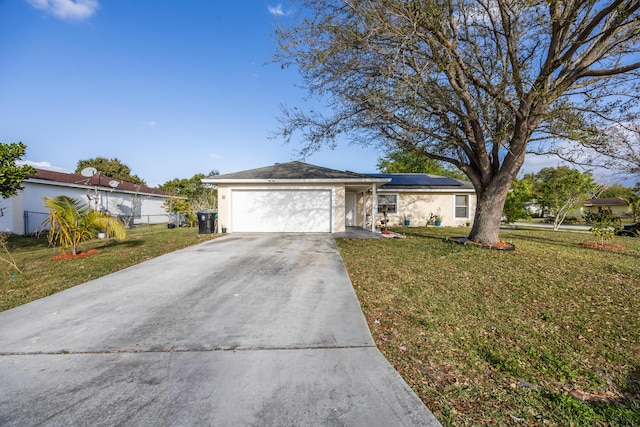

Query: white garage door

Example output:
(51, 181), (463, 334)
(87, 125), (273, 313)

(231, 189), (332, 232)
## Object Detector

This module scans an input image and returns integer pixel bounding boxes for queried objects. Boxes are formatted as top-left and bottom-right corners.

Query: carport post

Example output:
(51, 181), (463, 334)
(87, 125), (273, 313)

(371, 184), (377, 233)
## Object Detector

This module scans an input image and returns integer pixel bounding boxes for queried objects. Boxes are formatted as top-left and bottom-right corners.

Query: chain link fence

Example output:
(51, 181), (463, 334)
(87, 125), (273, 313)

(23, 210), (221, 236)
(23, 211), (173, 235)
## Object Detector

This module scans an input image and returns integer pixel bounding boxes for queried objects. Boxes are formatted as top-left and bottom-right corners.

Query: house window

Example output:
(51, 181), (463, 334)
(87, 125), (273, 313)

(377, 194), (398, 215)
(455, 195), (469, 218)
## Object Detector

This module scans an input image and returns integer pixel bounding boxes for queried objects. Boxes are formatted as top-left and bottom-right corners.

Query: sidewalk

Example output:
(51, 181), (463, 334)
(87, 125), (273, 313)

(509, 222), (592, 232)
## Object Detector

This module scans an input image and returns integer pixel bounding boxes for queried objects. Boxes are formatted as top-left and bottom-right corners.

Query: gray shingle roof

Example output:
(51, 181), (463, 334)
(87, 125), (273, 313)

(208, 161), (475, 191)
(210, 161), (379, 181)
(582, 197), (628, 207)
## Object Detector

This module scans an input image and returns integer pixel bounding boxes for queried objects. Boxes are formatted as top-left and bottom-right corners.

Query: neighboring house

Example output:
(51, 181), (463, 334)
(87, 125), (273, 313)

(203, 161), (476, 233)
(524, 199), (543, 217)
(580, 197), (630, 218)
(0, 169), (174, 235)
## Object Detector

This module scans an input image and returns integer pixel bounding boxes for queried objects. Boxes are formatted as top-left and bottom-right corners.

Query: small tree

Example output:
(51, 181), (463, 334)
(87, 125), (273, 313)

(599, 184), (635, 200)
(159, 172), (218, 211)
(502, 179), (533, 224)
(527, 167), (597, 230)
(1, 142), (36, 199)
(43, 196), (126, 255)
(590, 207), (617, 246)
(162, 197), (195, 227)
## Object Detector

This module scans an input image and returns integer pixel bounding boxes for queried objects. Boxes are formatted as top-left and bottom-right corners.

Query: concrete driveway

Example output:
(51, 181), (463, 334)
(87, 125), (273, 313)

(0, 233), (440, 426)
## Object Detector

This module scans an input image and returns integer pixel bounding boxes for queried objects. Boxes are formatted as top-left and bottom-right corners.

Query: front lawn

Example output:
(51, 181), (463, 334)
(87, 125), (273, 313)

(0, 225), (218, 312)
(336, 227), (640, 426)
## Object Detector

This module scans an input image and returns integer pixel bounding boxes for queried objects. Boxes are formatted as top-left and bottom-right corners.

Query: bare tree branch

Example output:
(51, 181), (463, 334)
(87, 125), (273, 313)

(274, 0), (640, 242)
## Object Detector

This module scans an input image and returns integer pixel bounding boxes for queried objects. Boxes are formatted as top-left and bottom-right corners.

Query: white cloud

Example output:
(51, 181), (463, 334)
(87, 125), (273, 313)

(27, 0), (99, 21)
(267, 4), (285, 16)
(208, 153), (222, 160)
(17, 160), (72, 173)
(141, 120), (158, 127)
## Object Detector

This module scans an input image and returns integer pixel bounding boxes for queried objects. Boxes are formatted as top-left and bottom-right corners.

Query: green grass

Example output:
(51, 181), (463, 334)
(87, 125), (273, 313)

(3, 224), (639, 424)
(336, 226), (640, 426)
(0, 225), (218, 312)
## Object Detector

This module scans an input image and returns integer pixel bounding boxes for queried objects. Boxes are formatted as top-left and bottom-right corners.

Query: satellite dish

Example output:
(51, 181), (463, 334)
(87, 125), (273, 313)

(108, 180), (119, 188)
(80, 167), (98, 177)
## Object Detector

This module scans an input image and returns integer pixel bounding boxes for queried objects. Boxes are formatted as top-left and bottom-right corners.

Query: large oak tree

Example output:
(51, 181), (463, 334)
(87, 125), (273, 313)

(274, 0), (640, 243)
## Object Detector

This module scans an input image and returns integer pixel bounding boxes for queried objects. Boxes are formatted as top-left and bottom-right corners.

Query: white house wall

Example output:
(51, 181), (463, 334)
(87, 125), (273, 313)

(3, 181), (171, 235)
(19, 183), (90, 235)
(0, 196), (18, 233)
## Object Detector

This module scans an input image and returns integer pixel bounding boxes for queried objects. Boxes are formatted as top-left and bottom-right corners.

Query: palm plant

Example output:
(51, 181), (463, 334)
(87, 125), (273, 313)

(43, 195), (126, 255)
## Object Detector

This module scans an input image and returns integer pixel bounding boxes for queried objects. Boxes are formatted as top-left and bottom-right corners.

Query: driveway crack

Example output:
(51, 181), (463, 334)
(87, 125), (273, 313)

(0, 344), (377, 356)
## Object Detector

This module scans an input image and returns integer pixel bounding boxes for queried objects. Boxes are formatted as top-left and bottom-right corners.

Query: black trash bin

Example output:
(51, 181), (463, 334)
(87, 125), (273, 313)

(197, 211), (216, 234)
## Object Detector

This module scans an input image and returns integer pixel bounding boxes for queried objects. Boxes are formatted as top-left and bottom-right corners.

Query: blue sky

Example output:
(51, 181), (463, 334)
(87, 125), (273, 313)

(0, 1), (623, 187)
(1, 0), (386, 186)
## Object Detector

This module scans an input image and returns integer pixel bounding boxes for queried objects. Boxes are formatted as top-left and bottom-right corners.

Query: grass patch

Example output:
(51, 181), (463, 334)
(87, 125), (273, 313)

(0, 225), (218, 312)
(337, 226), (640, 426)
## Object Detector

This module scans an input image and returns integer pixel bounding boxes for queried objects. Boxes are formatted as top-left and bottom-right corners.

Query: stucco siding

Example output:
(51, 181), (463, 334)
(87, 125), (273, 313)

(368, 191), (476, 227)
(578, 204), (631, 219)
(216, 185), (231, 231)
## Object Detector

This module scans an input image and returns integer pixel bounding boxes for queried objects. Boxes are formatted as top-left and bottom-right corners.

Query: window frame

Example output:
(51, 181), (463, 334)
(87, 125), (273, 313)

(376, 193), (398, 216)
(454, 194), (470, 219)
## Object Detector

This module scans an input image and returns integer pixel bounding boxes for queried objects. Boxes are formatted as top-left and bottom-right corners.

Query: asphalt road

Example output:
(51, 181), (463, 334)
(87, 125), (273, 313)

(0, 233), (440, 426)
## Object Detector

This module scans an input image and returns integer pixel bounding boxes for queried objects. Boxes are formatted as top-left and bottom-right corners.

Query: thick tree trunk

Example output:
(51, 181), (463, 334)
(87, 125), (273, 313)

(468, 186), (511, 244)
(466, 118), (532, 244)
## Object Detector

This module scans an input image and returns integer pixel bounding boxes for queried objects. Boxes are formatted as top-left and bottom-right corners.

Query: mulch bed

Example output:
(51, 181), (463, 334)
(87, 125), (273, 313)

(51, 249), (101, 261)
(579, 241), (626, 251)
(446, 236), (516, 251)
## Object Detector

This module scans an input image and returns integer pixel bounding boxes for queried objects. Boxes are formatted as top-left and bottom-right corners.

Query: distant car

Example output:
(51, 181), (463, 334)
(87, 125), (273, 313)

(616, 223), (640, 237)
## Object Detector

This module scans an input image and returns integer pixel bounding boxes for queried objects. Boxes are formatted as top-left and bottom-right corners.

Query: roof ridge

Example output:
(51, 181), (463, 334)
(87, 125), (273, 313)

(211, 161), (375, 180)
(29, 168), (172, 196)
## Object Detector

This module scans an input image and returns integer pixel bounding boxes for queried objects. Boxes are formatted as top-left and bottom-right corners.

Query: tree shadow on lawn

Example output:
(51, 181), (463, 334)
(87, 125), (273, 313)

(509, 232), (640, 259)
(400, 227), (516, 247)
(504, 232), (585, 248)
(7, 234), (50, 250)
(560, 365), (640, 423)
(95, 238), (145, 250)
(624, 365), (640, 397)
(394, 228), (451, 241)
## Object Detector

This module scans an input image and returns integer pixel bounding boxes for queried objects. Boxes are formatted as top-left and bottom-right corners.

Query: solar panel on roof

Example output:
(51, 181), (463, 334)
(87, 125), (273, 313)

(369, 174), (462, 186)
